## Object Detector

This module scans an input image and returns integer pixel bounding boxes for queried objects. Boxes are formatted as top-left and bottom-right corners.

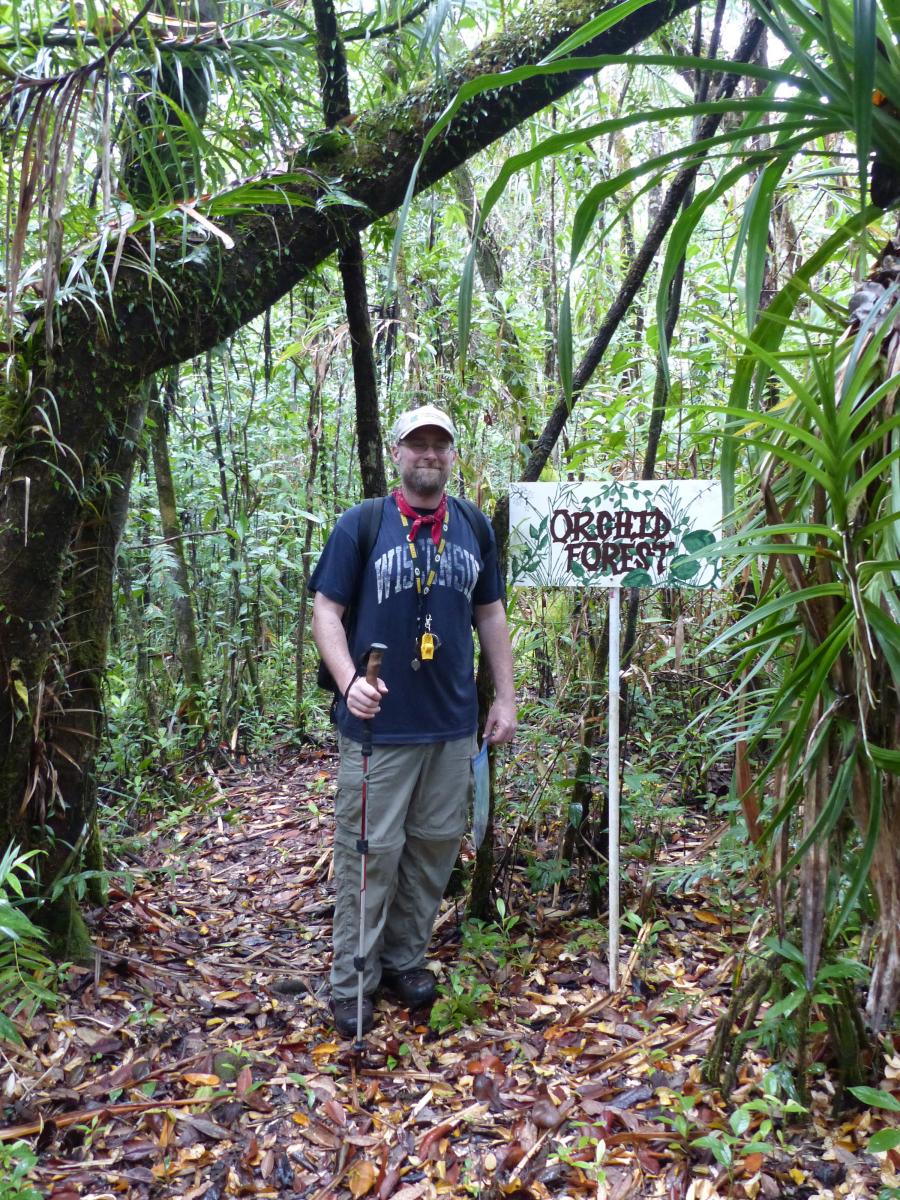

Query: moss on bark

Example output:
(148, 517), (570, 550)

(42, 886), (95, 966)
(83, 818), (108, 907)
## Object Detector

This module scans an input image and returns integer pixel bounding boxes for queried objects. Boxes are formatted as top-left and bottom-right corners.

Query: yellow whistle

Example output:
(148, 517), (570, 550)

(420, 632), (435, 660)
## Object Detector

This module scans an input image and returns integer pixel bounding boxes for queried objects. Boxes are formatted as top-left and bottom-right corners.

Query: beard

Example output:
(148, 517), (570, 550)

(401, 462), (450, 499)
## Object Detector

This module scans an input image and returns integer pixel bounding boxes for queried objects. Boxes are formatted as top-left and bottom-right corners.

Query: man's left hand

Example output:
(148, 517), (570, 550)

(484, 698), (516, 744)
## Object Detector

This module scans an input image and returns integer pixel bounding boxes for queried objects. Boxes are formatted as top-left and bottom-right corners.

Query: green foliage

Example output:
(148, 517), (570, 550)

(848, 1086), (900, 1111)
(460, 897), (532, 971)
(1, 0), (332, 333)
(847, 1086), (900, 1154)
(525, 855), (571, 893)
(100, 684), (194, 813)
(390, 0), (660, 303)
(701, 285), (900, 1005)
(868, 1129), (900, 1153)
(429, 968), (491, 1033)
(565, 917), (608, 955)
(547, 1129), (607, 1185)
(0, 845), (57, 1044)
(0, 1142), (40, 1200)
(658, 1068), (806, 1172)
(755, 937), (870, 1041)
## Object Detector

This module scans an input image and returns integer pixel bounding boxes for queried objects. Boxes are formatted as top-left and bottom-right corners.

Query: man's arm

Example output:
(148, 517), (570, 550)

(474, 599), (516, 743)
(311, 592), (386, 719)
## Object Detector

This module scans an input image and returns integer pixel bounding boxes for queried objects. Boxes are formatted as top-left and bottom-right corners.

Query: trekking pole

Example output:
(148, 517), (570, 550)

(354, 642), (386, 1053)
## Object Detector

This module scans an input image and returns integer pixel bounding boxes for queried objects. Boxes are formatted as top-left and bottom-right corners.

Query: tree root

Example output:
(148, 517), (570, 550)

(705, 955), (873, 1103)
(824, 981), (869, 1110)
(704, 961), (773, 1093)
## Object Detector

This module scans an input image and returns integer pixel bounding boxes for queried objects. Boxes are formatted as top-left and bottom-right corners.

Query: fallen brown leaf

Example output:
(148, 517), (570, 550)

(348, 1158), (378, 1198)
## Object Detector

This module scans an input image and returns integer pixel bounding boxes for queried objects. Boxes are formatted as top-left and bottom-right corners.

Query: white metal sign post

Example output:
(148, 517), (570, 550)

(607, 584), (621, 988)
(509, 480), (722, 992)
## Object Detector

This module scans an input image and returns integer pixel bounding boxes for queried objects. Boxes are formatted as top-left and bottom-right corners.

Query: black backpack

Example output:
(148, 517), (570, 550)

(315, 494), (493, 698)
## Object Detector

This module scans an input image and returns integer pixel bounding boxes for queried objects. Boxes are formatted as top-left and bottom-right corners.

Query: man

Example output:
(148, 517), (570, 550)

(310, 405), (516, 1036)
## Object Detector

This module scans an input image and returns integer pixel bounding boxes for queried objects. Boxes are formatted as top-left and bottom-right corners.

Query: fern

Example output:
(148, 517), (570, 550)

(0, 845), (56, 1044)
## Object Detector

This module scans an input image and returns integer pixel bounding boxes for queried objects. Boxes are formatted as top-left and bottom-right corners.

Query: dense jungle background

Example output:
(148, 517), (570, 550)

(2, 0), (900, 1194)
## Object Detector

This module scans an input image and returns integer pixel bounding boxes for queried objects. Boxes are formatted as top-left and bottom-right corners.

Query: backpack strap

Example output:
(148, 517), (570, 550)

(453, 495), (493, 558)
(357, 495), (386, 566)
(345, 496), (385, 612)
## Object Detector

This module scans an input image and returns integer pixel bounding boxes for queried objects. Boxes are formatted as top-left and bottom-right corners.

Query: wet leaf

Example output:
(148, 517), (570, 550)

(531, 1096), (572, 1129)
(868, 1128), (900, 1153)
(348, 1159), (378, 1198)
(472, 1073), (500, 1103)
(323, 1097), (347, 1126)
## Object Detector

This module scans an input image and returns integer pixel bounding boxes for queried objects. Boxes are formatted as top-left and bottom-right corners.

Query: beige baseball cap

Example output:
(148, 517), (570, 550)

(391, 404), (456, 445)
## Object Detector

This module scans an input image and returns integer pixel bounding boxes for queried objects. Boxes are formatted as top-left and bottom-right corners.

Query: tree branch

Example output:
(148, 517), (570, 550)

(343, 0), (437, 41)
(521, 12), (765, 484)
(20, 0), (701, 414)
(313, 0), (386, 497)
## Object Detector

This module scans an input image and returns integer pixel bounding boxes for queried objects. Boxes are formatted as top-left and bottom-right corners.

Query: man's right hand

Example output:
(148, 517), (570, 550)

(346, 675), (388, 719)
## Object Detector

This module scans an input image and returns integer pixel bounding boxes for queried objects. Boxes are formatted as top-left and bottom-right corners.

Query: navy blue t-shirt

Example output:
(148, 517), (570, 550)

(309, 496), (503, 744)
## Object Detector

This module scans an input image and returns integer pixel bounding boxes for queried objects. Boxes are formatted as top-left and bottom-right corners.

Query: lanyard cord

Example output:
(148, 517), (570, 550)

(398, 506), (449, 643)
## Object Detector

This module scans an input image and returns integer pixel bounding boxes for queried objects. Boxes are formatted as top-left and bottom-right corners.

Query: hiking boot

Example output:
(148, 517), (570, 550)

(329, 994), (374, 1038)
(380, 968), (437, 1009)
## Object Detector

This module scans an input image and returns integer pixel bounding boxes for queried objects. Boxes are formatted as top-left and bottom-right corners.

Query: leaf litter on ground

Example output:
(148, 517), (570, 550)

(1, 748), (894, 1199)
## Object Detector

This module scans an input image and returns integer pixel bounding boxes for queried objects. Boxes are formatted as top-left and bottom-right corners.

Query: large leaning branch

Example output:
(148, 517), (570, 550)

(26, 0), (700, 426)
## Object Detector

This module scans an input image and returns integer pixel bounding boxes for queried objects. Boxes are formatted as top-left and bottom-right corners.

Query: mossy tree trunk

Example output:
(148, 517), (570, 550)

(36, 388), (150, 956)
(149, 385), (205, 723)
(855, 713), (900, 1032)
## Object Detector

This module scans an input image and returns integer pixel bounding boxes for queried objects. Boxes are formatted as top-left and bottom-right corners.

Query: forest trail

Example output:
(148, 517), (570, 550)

(3, 749), (885, 1199)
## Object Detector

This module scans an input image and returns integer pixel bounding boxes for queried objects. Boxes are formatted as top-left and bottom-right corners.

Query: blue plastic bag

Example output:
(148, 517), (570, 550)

(472, 741), (490, 849)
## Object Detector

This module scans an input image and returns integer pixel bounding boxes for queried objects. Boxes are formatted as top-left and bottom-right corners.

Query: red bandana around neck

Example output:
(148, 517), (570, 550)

(392, 488), (448, 548)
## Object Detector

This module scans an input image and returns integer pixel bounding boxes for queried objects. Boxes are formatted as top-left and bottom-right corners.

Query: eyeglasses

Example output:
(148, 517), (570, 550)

(400, 438), (455, 455)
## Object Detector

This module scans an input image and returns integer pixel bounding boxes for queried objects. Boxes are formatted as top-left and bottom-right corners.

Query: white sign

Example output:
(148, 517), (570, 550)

(509, 480), (722, 589)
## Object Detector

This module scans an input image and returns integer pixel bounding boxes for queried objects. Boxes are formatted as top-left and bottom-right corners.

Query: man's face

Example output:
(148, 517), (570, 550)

(391, 425), (457, 497)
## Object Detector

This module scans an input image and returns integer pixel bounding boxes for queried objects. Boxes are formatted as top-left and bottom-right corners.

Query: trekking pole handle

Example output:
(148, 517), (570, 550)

(366, 643), (386, 686)
(361, 644), (386, 760)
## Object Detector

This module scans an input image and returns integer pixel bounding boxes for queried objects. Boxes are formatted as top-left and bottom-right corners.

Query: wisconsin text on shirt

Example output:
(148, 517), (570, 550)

(374, 541), (480, 604)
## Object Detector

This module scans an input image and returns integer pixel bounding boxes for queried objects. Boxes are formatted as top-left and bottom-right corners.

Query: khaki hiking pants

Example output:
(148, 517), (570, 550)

(331, 733), (476, 1000)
